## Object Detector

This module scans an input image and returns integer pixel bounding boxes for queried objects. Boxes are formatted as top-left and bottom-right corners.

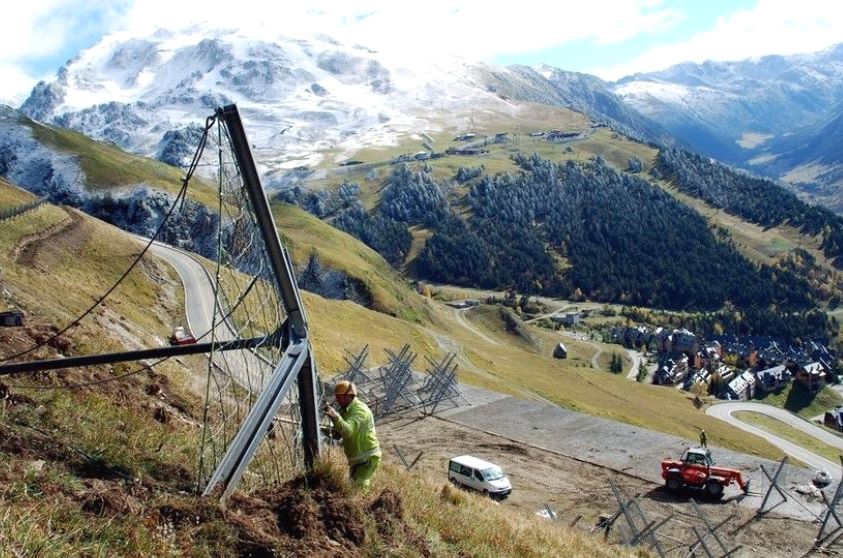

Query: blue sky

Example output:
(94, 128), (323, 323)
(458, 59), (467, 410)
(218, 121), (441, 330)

(494, 0), (757, 74)
(2, 0), (842, 103)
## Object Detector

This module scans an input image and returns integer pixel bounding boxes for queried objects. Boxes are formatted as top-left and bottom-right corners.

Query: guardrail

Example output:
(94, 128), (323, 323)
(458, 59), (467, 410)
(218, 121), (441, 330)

(0, 198), (46, 223)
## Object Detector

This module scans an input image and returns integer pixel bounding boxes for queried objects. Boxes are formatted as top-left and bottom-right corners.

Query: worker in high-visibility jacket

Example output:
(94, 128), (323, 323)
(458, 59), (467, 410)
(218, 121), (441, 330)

(324, 380), (381, 489)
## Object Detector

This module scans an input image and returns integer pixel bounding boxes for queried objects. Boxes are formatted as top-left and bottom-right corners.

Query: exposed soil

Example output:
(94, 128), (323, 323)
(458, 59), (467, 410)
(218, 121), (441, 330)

(378, 413), (824, 558)
(148, 470), (425, 557)
(12, 206), (88, 268)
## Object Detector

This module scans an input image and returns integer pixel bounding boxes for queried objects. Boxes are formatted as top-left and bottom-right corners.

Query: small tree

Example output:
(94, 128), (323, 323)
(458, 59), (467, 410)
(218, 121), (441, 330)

(299, 252), (323, 292)
(627, 156), (644, 173)
(610, 353), (624, 374)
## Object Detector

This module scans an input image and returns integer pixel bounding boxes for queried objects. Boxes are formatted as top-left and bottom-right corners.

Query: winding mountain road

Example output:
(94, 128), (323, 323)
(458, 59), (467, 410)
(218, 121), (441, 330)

(147, 241), (219, 340)
(144, 240), (274, 392)
(706, 401), (843, 476)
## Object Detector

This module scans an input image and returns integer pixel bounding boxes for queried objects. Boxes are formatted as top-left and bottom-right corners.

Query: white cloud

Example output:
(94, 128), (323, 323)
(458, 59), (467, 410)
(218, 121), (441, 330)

(0, 0), (127, 103)
(121, 0), (682, 62)
(594, 0), (843, 80)
(0, 64), (42, 106)
(6, 0), (842, 103)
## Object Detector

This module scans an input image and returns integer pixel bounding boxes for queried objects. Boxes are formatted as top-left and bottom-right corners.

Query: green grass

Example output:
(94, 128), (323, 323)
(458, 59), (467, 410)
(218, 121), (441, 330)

(733, 411), (842, 463)
(0, 177), (38, 206)
(272, 202), (432, 322)
(753, 384), (843, 418)
(25, 117), (219, 209)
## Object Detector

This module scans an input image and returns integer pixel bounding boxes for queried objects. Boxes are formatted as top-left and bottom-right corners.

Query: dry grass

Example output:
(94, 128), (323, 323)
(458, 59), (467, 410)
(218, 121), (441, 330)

(372, 459), (637, 557)
(273, 203), (432, 323)
(0, 177), (38, 206)
(0, 205), (179, 339)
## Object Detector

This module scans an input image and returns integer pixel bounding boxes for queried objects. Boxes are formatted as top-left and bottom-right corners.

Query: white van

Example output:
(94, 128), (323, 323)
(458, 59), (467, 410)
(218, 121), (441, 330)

(448, 455), (512, 499)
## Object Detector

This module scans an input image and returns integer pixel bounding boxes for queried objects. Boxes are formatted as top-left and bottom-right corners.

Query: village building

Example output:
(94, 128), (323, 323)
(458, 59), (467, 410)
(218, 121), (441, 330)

(683, 368), (711, 392)
(671, 328), (699, 355)
(553, 343), (568, 359)
(825, 406), (843, 431)
(794, 361), (827, 392)
(727, 370), (758, 400)
(551, 312), (582, 327)
(653, 353), (689, 386)
(755, 365), (791, 393)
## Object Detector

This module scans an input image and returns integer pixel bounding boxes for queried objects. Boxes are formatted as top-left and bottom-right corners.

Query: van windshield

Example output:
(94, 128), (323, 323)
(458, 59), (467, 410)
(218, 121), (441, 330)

(481, 466), (504, 481)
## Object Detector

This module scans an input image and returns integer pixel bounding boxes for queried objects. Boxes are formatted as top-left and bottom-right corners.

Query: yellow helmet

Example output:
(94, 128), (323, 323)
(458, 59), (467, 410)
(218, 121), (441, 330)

(334, 380), (357, 396)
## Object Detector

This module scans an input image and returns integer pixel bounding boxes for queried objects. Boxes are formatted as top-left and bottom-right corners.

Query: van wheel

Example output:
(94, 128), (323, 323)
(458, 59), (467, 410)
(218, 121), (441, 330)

(482, 489), (489, 497)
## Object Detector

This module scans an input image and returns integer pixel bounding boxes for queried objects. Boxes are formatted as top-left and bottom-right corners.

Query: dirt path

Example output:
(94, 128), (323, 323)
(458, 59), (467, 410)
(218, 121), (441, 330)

(452, 308), (500, 346)
(588, 340), (603, 369)
(12, 206), (86, 267)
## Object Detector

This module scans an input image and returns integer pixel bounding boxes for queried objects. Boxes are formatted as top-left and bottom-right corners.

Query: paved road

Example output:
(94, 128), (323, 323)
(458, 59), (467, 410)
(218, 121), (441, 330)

(626, 349), (642, 380)
(147, 241), (219, 340)
(706, 401), (843, 476)
(145, 240), (275, 391)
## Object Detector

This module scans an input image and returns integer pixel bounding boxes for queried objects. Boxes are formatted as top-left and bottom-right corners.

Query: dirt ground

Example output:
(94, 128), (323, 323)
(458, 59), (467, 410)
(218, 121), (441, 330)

(378, 412), (834, 557)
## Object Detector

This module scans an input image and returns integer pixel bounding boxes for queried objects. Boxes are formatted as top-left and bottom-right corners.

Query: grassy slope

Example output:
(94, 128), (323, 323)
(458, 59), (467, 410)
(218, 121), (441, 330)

(0, 177), (38, 206)
(0, 201), (175, 339)
(23, 117), (219, 209)
(0, 179), (630, 558)
(273, 202), (433, 323)
(733, 411), (842, 464)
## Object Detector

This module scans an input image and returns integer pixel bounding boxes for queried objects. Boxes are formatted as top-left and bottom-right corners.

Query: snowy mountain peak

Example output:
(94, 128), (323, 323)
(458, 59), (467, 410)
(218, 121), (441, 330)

(19, 25), (500, 175)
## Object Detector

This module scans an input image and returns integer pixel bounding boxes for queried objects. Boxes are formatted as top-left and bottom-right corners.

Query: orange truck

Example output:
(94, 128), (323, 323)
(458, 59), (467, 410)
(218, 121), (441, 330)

(661, 448), (750, 500)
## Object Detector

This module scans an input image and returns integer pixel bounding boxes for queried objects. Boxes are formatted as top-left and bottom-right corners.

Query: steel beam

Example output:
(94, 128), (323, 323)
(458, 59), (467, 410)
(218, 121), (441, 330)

(0, 333), (280, 376)
(203, 339), (310, 500)
(216, 104), (320, 472)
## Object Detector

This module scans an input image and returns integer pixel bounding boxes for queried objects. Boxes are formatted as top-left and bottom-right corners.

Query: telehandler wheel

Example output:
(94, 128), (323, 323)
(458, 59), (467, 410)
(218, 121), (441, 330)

(666, 474), (682, 492)
(704, 480), (724, 500)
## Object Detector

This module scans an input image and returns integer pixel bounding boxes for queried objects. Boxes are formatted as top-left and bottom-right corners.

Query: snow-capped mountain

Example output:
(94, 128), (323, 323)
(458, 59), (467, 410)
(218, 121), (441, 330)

(19, 25), (667, 183)
(611, 44), (843, 166)
(19, 26), (505, 177)
(20, 27), (560, 179)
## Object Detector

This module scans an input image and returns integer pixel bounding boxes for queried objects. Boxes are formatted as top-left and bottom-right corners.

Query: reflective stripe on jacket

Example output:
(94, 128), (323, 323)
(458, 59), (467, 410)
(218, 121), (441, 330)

(331, 397), (381, 465)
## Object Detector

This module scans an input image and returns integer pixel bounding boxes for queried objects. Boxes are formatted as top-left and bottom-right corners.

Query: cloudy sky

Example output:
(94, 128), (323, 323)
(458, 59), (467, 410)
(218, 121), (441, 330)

(3, 0), (842, 104)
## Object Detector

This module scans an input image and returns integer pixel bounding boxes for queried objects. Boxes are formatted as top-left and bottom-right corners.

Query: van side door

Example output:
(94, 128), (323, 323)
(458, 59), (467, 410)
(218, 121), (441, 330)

(472, 468), (487, 491)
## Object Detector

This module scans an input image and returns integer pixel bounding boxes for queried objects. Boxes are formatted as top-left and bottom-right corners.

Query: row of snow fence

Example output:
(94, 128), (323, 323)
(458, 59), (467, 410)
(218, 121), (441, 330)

(0, 198), (46, 223)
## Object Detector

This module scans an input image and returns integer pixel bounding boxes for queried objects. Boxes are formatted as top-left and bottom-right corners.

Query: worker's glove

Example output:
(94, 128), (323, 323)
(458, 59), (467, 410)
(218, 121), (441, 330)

(324, 406), (339, 420)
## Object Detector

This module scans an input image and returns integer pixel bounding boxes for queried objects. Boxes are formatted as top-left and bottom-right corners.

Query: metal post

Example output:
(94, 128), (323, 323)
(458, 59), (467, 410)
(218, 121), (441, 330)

(217, 105), (307, 339)
(757, 457), (788, 515)
(816, 467), (843, 549)
(203, 339), (310, 500)
(0, 333), (281, 375)
(691, 526), (715, 558)
(298, 348), (320, 468)
(217, 104), (320, 470)
(690, 499), (733, 556)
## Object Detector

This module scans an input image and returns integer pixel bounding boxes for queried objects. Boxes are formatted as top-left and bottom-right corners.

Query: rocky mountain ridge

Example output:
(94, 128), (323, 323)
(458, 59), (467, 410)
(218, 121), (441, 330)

(18, 25), (665, 182)
(611, 43), (843, 201)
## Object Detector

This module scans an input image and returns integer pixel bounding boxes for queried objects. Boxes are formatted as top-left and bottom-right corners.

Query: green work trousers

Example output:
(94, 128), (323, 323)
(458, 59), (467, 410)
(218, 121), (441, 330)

(350, 456), (380, 489)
